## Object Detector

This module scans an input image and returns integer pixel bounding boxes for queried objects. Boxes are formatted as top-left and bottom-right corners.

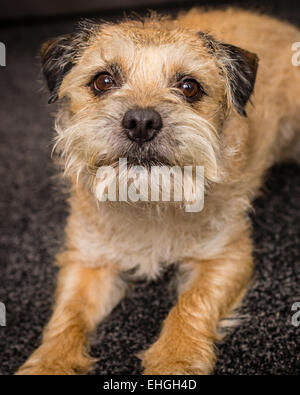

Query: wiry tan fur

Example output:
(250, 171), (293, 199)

(17, 7), (300, 375)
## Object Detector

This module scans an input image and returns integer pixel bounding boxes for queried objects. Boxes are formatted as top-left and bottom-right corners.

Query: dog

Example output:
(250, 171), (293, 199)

(17, 7), (300, 374)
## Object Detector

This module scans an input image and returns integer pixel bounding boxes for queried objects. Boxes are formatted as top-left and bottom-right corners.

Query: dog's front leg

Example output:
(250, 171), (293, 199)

(16, 256), (125, 375)
(142, 228), (253, 375)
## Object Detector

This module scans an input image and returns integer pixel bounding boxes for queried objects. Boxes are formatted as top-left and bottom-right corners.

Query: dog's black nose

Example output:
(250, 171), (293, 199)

(122, 108), (163, 144)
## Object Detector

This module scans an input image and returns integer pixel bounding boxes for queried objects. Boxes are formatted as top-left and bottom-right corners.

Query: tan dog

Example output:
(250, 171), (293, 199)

(17, 7), (300, 374)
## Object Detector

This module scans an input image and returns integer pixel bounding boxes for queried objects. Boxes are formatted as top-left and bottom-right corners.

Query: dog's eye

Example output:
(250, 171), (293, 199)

(178, 79), (206, 101)
(93, 73), (115, 93)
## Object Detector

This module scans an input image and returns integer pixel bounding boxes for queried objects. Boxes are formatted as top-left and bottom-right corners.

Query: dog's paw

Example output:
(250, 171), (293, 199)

(142, 356), (213, 375)
(142, 361), (208, 375)
(16, 346), (95, 375)
(16, 363), (74, 375)
(16, 358), (93, 375)
(140, 338), (215, 375)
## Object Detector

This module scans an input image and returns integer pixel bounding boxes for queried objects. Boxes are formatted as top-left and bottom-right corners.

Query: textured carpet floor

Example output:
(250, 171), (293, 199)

(0, 4), (300, 375)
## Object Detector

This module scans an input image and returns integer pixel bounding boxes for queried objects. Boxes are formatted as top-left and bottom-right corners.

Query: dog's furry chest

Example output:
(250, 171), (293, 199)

(73, 202), (238, 279)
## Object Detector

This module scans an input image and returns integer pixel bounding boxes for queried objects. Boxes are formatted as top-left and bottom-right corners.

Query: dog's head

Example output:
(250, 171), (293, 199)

(41, 15), (258, 201)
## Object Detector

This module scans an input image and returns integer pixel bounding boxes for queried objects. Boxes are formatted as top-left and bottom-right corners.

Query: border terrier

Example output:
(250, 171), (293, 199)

(17, 7), (300, 374)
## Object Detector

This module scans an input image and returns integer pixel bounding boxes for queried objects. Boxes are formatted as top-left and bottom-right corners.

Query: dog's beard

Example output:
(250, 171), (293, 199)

(54, 102), (222, 205)
(93, 158), (207, 213)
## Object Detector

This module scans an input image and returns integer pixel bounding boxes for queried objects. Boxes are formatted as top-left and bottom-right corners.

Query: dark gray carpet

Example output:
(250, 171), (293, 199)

(0, 4), (300, 375)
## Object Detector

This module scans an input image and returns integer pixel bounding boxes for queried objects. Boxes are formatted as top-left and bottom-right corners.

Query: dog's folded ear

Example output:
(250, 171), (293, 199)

(219, 42), (259, 116)
(40, 35), (75, 104)
(199, 32), (259, 116)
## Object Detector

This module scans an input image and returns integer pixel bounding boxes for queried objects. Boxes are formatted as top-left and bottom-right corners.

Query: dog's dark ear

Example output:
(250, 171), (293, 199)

(41, 35), (75, 104)
(199, 32), (258, 116)
(219, 43), (258, 116)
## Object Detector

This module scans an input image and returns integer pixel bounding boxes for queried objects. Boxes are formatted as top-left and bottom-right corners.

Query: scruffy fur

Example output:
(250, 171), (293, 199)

(17, 8), (300, 374)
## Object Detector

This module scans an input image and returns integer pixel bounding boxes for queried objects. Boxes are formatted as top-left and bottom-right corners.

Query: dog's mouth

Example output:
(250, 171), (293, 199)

(126, 155), (172, 168)
(92, 154), (172, 174)
(125, 140), (177, 168)
(112, 142), (173, 169)
(91, 139), (176, 172)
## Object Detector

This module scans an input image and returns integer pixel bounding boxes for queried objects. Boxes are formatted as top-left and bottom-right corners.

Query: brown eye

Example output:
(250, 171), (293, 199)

(178, 78), (205, 101)
(93, 73), (115, 93)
